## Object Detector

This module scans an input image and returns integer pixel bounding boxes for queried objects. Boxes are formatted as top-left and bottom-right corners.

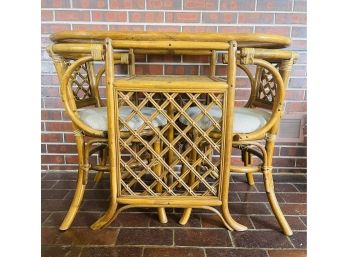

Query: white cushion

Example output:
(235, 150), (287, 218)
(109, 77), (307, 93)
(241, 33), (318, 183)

(78, 106), (167, 131)
(179, 105), (271, 133)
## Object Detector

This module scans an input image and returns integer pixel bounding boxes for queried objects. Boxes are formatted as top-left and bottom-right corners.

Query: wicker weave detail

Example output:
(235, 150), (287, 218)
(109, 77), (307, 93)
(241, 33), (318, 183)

(116, 91), (225, 198)
(256, 64), (280, 104)
(70, 63), (93, 101)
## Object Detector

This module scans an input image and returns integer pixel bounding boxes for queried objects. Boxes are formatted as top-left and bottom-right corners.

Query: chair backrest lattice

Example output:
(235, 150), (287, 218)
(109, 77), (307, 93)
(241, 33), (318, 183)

(67, 62), (101, 109)
(71, 64), (93, 100)
(116, 90), (226, 198)
(253, 63), (280, 109)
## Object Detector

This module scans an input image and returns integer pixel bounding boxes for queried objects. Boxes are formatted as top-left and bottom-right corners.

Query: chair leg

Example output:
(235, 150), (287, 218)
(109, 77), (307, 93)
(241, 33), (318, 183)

(59, 136), (86, 231)
(94, 148), (107, 184)
(264, 139), (293, 236)
(243, 150), (255, 185)
(154, 140), (168, 224)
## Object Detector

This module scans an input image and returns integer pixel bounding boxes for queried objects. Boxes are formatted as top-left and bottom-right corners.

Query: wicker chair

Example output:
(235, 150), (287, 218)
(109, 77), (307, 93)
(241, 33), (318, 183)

(178, 48), (298, 236)
(47, 44), (169, 230)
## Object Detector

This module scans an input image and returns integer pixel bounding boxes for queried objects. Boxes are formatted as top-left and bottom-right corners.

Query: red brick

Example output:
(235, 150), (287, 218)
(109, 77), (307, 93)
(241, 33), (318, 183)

(47, 144), (77, 154)
(257, 0), (292, 11)
(239, 13), (274, 24)
(183, 0), (218, 10)
(296, 158), (307, 168)
(42, 75), (59, 86)
(147, 0), (182, 10)
(135, 64), (163, 75)
(41, 87), (60, 97)
(65, 155), (79, 164)
(42, 0), (70, 8)
(276, 13), (307, 24)
(55, 10), (90, 21)
(41, 155), (65, 164)
(255, 26), (291, 37)
(41, 133), (63, 143)
(42, 144), (47, 153)
(45, 121), (73, 132)
(130, 12), (164, 23)
(182, 26), (217, 32)
(41, 24), (71, 34)
(72, 0), (107, 9)
(292, 26), (307, 38)
(291, 65), (306, 76)
(272, 157), (296, 167)
(109, 25), (145, 31)
(146, 25), (180, 32)
(289, 39), (307, 51)
(183, 55), (209, 63)
(41, 10), (53, 21)
(166, 12), (200, 23)
(202, 12), (237, 24)
(92, 11), (127, 22)
(144, 248), (205, 257)
(289, 78), (306, 88)
(64, 133), (76, 143)
(280, 147), (306, 157)
(297, 52), (307, 64)
(285, 102), (307, 112)
(268, 249), (307, 257)
(285, 90), (305, 100)
(41, 110), (62, 120)
(72, 24), (109, 30)
(165, 65), (198, 75)
(220, 0), (255, 11)
(49, 165), (78, 171)
(218, 26), (253, 33)
(148, 54), (181, 63)
(294, 0), (307, 12)
(110, 0), (145, 9)
(201, 65), (227, 76)
(44, 98), (64, 108)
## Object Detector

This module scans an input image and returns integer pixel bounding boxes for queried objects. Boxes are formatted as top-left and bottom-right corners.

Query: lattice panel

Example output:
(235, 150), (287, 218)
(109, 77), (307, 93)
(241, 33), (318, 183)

(256, 63), (280, 104)
(115, 91), (226, 198)
(70, 63), (93, 100)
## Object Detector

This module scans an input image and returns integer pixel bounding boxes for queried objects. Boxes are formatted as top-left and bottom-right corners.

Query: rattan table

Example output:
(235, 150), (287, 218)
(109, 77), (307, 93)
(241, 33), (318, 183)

(48, 31), (298, 236)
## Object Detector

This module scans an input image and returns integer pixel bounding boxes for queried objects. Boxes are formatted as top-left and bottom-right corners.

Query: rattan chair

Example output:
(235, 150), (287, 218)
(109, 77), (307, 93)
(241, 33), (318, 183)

(47, 45), (169, 230)
(178, 48), (298, 236)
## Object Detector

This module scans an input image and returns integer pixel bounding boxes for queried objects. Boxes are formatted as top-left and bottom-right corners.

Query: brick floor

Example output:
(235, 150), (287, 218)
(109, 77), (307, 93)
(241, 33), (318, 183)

(41, 172), (307, 257)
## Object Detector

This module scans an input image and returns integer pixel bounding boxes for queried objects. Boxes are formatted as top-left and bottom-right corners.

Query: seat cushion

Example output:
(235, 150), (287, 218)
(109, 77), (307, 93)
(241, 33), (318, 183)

(78, 106), (167, 131)
(178, 105), (271, 133)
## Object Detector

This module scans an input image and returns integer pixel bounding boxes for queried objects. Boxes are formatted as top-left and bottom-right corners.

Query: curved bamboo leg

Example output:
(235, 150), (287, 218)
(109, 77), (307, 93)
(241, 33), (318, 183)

(221, 200), (248, 231)
(264, 138), (293, 236)
(243, 150), (255, 185)
(154, 140), (168, 223)
(60, 135), (86, 231)
(90, 155), (118, 230)
(90, 201), (118, 230)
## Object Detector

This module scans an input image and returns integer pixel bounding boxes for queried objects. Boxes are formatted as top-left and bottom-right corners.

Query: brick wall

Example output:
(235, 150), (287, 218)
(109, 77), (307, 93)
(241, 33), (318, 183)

(41, 0), (307, 173)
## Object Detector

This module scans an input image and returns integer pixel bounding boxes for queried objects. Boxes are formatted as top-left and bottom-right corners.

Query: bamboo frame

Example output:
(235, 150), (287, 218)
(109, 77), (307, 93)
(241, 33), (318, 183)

(47, 31), (297, 236)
